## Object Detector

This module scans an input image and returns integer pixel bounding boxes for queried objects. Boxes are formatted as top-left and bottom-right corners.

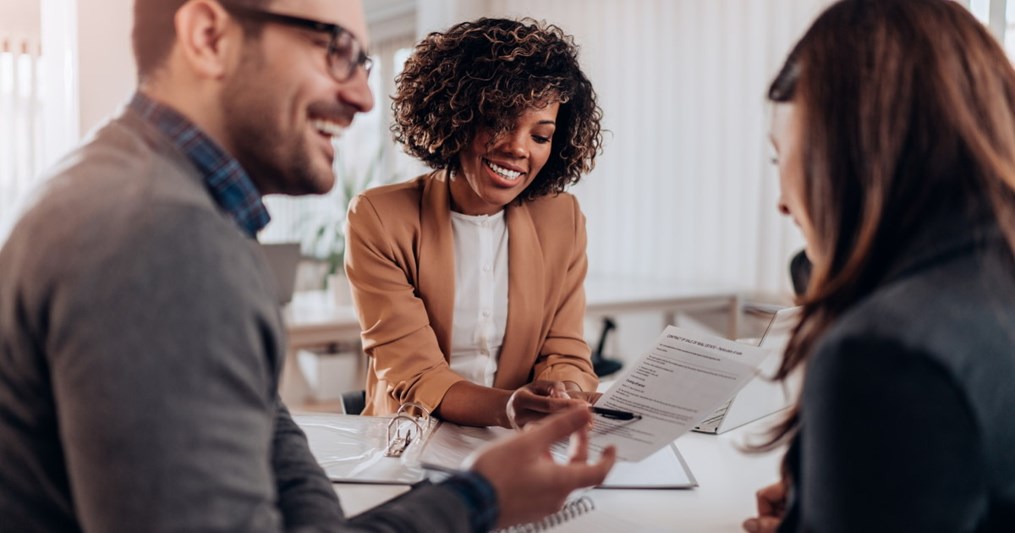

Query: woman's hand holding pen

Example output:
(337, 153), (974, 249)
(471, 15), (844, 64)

(506, 380), (588, 429)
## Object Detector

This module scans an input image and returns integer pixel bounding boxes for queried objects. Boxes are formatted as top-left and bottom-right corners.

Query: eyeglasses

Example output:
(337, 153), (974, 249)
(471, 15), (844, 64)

(219, 1), (374, 82)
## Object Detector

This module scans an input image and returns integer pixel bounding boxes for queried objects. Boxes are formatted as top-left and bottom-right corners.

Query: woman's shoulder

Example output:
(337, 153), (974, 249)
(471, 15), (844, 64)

(351, 172), (442, 218)
(810, 255), (1015, 416)
(820, 243), (1014, 361)
(519, 191), (583, 221)
(358, 173), (433, 202)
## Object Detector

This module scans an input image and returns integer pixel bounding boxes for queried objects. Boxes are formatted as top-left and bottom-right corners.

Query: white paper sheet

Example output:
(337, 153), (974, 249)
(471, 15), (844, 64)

(581, 325), (770, 462)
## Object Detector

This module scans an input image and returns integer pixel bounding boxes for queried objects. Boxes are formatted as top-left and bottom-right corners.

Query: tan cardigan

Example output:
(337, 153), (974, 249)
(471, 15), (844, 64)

(345, 170), (598, 416)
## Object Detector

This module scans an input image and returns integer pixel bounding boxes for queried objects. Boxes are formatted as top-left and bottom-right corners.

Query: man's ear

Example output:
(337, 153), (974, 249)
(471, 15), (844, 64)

(173, 0), (242, 80)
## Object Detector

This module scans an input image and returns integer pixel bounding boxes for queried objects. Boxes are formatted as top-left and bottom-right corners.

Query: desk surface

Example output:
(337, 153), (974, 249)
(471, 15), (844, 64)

(282, 290), (360, 350)
(333, 417), (782, 532)
(585, 275), (741, 313)
(284, 276), (743, 349)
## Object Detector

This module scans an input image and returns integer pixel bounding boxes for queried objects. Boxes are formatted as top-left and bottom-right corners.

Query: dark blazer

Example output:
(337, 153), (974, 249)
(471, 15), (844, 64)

(779, 210), (1015, 532)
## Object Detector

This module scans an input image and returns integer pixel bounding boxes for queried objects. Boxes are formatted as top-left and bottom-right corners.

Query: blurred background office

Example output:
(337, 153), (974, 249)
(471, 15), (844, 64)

(2, 0), (1011, 399)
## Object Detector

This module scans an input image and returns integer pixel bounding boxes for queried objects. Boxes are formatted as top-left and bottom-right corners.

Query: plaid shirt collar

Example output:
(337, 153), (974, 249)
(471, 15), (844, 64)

(129, 92), (270, 238)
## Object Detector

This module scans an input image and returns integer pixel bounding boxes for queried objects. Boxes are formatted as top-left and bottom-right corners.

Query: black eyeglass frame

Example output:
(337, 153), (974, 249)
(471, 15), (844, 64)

(219, 1), (374, 82)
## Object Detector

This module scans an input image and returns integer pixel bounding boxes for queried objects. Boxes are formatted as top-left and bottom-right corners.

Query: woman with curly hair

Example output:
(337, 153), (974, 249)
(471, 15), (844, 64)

(344, 18), (603, 427)
(743, 1), (1015, 531)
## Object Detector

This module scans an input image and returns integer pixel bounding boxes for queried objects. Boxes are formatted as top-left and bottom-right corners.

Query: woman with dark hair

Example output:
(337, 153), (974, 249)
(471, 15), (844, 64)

(345, 18), (603, 427)
(743, 0), (1015, 531)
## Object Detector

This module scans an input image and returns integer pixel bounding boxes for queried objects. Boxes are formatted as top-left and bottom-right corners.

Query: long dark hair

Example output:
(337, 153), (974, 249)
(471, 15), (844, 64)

(764, 0), (1015, 448)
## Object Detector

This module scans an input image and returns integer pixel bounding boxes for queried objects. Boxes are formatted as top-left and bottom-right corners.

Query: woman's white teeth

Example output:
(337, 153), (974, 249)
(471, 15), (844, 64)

(485, 160), (522, 180)
(311, 119), (345, 138)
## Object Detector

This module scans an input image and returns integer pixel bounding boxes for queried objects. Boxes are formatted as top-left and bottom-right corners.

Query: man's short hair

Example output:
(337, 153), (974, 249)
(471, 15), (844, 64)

(132, 0), (269, 81)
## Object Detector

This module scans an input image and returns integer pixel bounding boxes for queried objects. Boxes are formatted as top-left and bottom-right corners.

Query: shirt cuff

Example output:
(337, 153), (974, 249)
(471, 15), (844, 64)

(440, 471), (499, 533)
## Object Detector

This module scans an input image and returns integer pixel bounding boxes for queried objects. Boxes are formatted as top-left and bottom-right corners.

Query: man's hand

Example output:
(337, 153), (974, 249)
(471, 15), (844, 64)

(467, 406), (616, 529)
(505, 380), (586, 429)
(742, 479), (787, 533)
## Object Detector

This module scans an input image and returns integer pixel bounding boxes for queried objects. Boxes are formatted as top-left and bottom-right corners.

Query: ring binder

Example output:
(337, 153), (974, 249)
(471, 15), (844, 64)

(296, 412), (656, 529)
(293, 402), (438, 484)
(384, 402), (433, 458)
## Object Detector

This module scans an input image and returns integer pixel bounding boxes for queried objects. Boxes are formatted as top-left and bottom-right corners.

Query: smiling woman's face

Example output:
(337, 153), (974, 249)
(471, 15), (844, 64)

(771, 102), (820, 264)
(451, 102), (560, 216)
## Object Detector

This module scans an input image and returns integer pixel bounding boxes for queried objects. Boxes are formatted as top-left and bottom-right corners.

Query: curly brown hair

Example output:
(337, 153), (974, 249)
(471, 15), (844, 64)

(391, 18), (603, 202)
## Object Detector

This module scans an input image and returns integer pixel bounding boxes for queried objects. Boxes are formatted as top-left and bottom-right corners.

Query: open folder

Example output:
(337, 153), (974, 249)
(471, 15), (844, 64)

(418, 423), (696, 489)
(294, 411), (695, 489)
(293, 412), (430, 484)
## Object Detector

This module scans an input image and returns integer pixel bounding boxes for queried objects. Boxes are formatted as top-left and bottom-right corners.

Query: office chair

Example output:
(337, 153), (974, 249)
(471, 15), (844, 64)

(789, 250), (812, 297)
(341, 390), (366, 415)
(590, 317), (624, 377)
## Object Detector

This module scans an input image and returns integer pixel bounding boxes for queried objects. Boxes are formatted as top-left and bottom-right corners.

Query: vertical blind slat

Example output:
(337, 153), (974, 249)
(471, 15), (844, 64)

(0, 36), (43, 231)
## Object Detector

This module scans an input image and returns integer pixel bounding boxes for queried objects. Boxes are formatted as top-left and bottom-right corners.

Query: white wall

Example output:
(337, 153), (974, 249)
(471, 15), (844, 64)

(33, 0), (134, 164)
(1, 0), (45, 241)
(75, 0), (134, 136)
(416, 0), (491, 36)
(459, 0), (829, 298)
(0, 1), (40, 40)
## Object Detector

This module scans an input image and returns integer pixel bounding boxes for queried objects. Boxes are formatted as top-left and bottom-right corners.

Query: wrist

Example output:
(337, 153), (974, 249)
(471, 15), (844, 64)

(439, 382), (515, 427)
(498, 389), (515, 429)
(442, 472), (499, 533)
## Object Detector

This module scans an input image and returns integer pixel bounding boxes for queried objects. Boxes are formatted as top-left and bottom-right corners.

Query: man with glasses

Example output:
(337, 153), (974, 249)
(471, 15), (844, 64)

(0, 1), (615, 531)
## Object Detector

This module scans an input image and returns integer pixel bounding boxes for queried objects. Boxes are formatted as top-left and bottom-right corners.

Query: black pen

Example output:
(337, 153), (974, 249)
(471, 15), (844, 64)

(590, 406), (642, 421)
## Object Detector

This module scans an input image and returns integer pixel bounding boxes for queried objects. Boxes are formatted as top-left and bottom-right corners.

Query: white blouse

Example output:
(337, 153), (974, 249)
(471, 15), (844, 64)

(449, 209), (510, 387)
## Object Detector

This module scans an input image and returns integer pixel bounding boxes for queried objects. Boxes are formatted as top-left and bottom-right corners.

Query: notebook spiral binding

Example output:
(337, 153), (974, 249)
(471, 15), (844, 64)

(495, 496), (595, 532)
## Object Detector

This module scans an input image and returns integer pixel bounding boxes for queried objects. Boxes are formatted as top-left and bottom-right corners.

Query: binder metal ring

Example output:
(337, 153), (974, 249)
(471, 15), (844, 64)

(384, 402), (432, 457)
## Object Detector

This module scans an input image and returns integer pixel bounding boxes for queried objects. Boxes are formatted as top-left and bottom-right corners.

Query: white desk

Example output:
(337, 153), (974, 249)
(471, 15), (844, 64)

(584, 276), (743, 339)
(332, 416), (783, 532)
(283, 290), (361, 351)
(281, 276), (743, 407)
(283, 276), (743, 351)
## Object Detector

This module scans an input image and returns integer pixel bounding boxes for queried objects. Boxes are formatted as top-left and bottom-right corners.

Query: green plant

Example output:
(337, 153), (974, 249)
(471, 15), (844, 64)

(301, 144), (395, 281)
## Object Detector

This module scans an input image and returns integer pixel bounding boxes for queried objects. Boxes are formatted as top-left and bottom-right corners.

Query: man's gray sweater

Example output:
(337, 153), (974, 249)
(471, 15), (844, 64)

(0, 110), (475, 532)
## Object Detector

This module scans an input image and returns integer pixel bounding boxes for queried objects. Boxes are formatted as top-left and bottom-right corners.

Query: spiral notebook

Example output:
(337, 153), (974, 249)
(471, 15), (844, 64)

(496, 496), (596, 532)
(494, 495), (666, 532)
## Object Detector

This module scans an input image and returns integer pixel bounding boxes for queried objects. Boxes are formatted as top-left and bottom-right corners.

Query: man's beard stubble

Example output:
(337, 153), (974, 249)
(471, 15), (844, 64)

(219, 52), (330, 196)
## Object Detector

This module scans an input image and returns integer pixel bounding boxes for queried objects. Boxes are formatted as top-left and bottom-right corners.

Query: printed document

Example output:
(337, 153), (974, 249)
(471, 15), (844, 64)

(580, 325), (770, 462)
